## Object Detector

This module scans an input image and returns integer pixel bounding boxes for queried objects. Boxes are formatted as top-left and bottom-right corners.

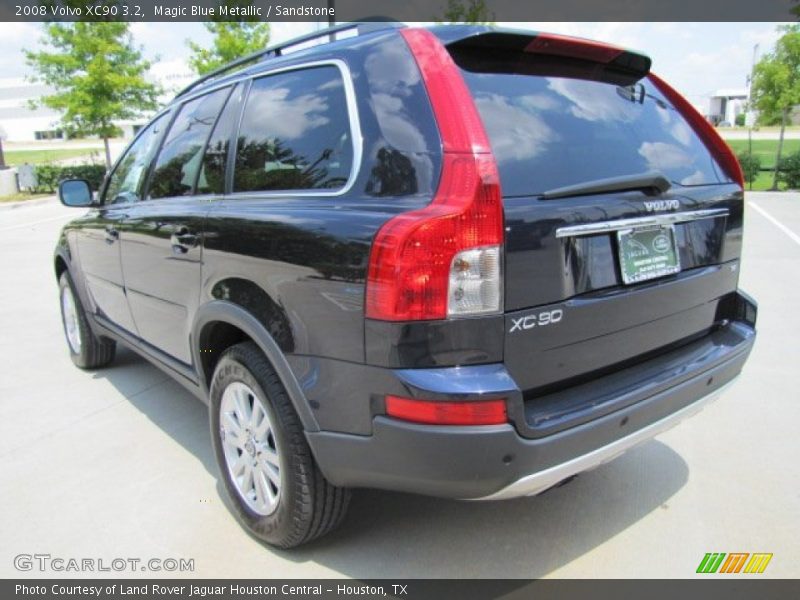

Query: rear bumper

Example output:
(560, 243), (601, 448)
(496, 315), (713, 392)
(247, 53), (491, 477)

(306, 296), (756, 500)
(478, 378), (734, 500)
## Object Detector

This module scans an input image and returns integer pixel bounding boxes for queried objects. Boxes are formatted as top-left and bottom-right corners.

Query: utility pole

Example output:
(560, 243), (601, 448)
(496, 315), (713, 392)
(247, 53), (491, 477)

(746, 43), (759, 155)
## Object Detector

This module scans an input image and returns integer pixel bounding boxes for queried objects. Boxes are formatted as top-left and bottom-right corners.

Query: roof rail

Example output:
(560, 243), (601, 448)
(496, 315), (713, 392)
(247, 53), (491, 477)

(174, 21), (405, 100)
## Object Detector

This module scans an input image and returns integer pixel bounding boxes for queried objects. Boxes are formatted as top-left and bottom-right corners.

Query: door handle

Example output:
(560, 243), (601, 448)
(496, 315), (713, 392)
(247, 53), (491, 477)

(170, 227), (198, 253)
(104, 226), (119, 244)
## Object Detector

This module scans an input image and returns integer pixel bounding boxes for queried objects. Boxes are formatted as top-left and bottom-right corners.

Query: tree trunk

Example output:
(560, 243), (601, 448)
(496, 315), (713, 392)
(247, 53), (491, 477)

(103, 136), (112, 171)
(771, 108), (788, 191)
(748, 127), (753, 190)
(0, 137), (6, 170)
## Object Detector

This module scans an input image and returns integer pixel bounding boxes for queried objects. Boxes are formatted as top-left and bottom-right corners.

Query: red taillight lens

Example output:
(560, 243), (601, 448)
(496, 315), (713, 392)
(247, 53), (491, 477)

(385, 395), (507, 426)
(648, 72), (744, 188)
(366, 154), (503, 320)
(399, 28), (491, 154)
(365, 28), (504, 322)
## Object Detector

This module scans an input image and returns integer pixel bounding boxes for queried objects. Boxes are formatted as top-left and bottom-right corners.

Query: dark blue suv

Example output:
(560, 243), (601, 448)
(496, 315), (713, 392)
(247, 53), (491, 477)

(54, 23), (757, 547)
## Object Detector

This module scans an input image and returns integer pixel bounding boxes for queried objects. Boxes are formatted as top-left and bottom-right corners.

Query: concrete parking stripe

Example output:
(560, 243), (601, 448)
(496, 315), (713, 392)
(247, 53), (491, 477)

(0, 213), (73, 232)
(748, 201), (800, 247)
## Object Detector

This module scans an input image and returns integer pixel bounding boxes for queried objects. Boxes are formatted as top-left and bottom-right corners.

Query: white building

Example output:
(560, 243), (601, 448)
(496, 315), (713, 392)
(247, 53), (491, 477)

(0, 78), (63, 142)
(0, 61), (194, 143)
(708, 88), (748, 126)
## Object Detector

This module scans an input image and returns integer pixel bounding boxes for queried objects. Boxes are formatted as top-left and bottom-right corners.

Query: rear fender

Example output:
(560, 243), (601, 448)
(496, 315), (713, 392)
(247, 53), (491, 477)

(191, 300), (319, 432)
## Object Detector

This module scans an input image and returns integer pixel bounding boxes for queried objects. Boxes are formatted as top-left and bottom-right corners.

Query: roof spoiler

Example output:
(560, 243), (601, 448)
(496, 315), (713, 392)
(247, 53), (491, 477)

(445, 30), (651, 85)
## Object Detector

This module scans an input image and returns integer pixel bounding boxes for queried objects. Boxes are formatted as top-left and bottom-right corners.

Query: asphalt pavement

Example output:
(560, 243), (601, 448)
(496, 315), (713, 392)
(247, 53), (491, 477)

(0, 193), (798, 578)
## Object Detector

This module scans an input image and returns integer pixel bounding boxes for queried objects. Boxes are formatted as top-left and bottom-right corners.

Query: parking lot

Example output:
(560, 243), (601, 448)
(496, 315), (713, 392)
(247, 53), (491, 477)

(0, 192), (798, 578)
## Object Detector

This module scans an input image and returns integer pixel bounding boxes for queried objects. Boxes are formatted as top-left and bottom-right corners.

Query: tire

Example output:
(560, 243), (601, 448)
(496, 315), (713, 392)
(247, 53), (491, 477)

(58, 271), (116, 369)
(209, 341), (350, 548)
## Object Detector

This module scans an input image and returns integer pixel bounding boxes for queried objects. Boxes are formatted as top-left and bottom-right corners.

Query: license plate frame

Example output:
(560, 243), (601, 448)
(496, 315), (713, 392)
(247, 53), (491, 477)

(617, 224), (681, 285)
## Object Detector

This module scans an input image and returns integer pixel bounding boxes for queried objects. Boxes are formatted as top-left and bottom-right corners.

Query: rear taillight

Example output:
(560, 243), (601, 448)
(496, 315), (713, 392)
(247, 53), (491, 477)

(648, 72), (745, 188)
(385, 395), (508, 426)
(365, 28), (504, 322)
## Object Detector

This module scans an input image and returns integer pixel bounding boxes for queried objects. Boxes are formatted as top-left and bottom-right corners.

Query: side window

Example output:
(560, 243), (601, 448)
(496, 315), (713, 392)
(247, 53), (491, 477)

(104, 113), (168, 205)
(148, 87), (231, 200)
(196, 84), (243, 195)
(233, 66), (353, 193)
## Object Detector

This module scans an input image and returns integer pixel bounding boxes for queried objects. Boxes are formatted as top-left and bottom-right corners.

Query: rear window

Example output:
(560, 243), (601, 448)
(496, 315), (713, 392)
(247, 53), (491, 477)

(461, 70), (729, 197)
(233, 65), (353, 193)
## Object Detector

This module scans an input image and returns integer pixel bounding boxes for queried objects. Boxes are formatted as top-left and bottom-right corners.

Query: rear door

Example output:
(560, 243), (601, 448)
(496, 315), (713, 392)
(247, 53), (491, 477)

(119, 86), (234, 364)
(449, 34), (744, 393)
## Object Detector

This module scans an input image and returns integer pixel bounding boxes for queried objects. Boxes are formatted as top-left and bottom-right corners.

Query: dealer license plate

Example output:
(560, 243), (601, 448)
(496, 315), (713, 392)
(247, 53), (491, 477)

(617, 225), (680, 284)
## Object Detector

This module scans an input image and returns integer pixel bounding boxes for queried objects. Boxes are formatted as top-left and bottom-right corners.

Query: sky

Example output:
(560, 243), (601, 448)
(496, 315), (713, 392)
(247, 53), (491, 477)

(0, 21), (788, 112)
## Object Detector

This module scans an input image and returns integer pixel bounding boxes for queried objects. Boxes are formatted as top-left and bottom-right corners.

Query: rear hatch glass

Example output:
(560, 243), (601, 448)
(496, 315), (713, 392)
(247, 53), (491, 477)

(455, 58), (732, 197)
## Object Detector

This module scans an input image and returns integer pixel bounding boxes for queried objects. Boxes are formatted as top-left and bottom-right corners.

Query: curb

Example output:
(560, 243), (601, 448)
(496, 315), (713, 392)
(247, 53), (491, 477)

(0, 196), (57, 211)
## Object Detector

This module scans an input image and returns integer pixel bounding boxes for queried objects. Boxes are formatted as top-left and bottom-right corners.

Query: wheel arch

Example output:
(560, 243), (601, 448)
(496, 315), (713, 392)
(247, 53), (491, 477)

(54, 252), (69, 281)
(192, 300), (319, 432)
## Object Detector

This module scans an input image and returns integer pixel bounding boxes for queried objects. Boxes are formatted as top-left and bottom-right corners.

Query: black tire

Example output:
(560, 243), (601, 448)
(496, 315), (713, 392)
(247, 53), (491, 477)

(209, 341), (350, 548)
(58, 271), (116, 369)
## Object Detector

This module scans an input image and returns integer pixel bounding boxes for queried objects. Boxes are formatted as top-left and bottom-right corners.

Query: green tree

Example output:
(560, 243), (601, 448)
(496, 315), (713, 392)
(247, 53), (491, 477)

(778, 152), (800, 189)
(437, 0), (495, 24)
(25, 22), (160, 170)
(188, 22), (271, 75)
(737, 151), (761, 190)
(751, 25), (800, 190)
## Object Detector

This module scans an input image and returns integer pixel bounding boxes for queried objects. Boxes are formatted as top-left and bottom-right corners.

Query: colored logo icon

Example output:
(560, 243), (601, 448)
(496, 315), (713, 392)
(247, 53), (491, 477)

(696, 552), (773, 574)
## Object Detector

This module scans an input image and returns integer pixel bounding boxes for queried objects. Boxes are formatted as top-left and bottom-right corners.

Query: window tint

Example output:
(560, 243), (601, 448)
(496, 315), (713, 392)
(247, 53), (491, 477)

(197, 84), (243, 195)
(104, 113), (168, 205)
(148, 87), (230, 199)
(461, 71), (729, 197)
(233, 66), (353, 193)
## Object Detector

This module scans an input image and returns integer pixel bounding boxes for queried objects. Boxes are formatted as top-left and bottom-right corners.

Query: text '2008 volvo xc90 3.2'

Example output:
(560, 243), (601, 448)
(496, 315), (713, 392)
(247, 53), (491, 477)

(54, 23), (757, 547)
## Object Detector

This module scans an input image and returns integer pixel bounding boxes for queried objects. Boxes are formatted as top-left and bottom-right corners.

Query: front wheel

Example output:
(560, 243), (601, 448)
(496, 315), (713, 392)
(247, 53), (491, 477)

(58, 271), (115, 369)
(209, 342), (350, 548)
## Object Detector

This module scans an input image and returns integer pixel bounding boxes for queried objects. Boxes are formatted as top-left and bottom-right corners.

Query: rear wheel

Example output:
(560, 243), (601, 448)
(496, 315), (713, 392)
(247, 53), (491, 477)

(209, 342), (350, 548)
(58, 271), (115, 369)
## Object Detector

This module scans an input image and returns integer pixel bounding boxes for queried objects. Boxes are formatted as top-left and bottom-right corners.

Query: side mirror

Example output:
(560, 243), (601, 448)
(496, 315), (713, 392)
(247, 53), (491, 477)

(58, 179), (94, 207)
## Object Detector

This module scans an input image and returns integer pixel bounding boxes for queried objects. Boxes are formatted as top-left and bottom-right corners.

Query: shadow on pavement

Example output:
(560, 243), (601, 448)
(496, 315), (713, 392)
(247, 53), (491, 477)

(95, 347), (689, 579)
(92, 347), (217, 476)
(283, 440), (687, 578)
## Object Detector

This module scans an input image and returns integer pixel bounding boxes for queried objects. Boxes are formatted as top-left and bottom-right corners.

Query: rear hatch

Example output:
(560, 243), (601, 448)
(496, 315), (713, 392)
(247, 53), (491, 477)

(446, 31), (744, 397)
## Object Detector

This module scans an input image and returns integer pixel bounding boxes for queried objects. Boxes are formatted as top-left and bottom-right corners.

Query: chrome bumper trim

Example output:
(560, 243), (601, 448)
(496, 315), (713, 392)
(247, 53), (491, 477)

(555, 209), (729, 238)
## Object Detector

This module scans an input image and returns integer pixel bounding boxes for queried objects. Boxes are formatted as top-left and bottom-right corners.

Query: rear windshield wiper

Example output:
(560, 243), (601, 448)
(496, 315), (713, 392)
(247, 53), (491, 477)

(540, 171), (672, 200)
